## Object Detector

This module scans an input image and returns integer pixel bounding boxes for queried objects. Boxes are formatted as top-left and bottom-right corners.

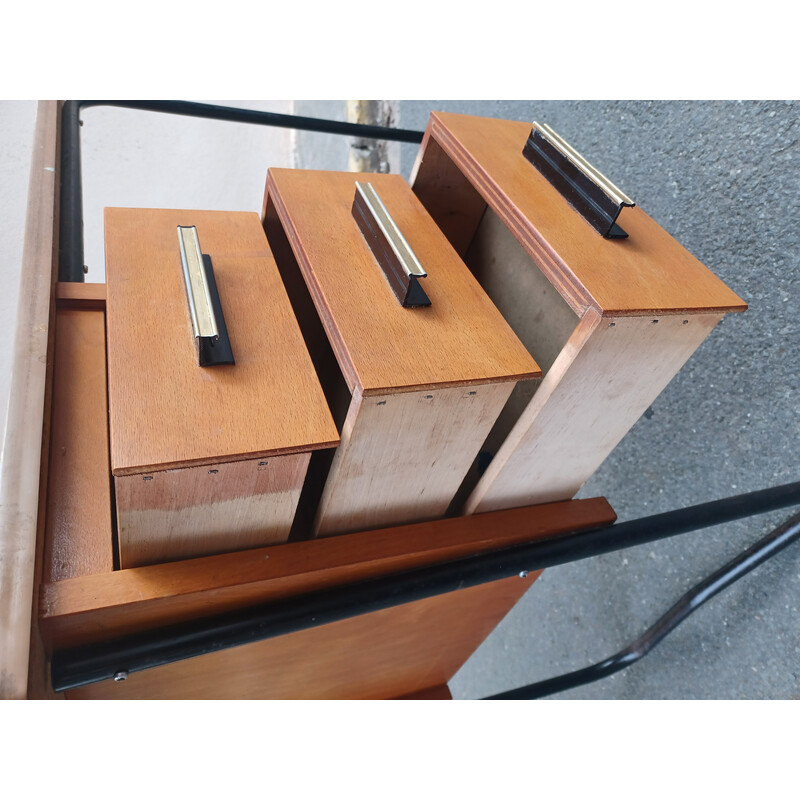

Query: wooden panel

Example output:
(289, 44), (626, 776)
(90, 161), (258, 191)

(408, 131), (487, 257)
(463, 208), (581, 463)
(104, 208), (339, 476)
(264, 169), (541, 395)
(314, 382), (515, 536)
(55, 281), (106, 309)
(65, 576), (534, 699)
(465, 312), (723, 513)
(44, 309), (114, 581)
(415, 112), (748, 317)
(39, 497), (616, 651)
(466, 208), (579, 375)
(115, 452), (310, 567)
(0, 101), (59, 699)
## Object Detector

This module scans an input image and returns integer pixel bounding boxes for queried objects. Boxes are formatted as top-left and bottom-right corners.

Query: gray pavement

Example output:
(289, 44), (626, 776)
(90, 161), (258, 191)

(297, 100), (799, 699)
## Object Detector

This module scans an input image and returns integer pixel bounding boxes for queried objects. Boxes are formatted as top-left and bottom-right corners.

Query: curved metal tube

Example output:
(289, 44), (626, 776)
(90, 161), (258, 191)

(485, 510), (800, 700)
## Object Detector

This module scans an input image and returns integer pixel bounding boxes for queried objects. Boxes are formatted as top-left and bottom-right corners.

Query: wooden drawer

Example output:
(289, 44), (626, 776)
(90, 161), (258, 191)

(410, 112), (747, 514)
(263, 170), (541, 537)
(38, 293), (616, 698)
(104, 209), (339, 566)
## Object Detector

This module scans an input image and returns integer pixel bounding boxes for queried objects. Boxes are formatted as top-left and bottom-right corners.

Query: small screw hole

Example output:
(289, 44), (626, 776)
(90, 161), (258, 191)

(259, 461), (268, 467)
(683, 320), (689, 324)
(143, 476), (153, 481)
(608, 322), (616, 328)
(652, 319), (659, 324)
(425, 395), (433, 399)
(208, 469), (219, 474)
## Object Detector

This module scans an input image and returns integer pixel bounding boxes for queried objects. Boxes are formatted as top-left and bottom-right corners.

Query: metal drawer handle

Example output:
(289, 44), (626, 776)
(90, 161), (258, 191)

(177, 226), (235, 366)
(352, 181), (431, 308)
(522, 122), (635, 239)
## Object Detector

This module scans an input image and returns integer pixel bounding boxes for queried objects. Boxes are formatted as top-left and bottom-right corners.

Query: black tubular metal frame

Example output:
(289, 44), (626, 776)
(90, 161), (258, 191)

(486, 510), (800, 699)
(54, 101), (800, 698)
(58, 100), (425, 282)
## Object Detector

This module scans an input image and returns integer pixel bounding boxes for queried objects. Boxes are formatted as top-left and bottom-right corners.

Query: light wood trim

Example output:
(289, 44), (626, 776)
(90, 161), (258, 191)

(39, 497), (616, 651)
(55, 281), (106, 309)
(417, 112), (748, 317)
(461, 208), (581, 467)
(115, 451), (311, 567)
(313, 382), (516, 536)
(44, 308), (114, 582)
(466, 312), (723, 513)
(0, 101), (60, 699)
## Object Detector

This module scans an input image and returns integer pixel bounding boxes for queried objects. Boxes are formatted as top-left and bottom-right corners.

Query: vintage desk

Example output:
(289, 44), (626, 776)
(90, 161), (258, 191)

(3, 102), (749, 700)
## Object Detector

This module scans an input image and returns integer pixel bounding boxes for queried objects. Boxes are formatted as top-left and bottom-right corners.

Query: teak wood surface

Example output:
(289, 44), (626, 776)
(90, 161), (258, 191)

(104, 208), (339, 476)
(54, 281), (106, 310)
(264, 169), (541, 395)
(414, 112), (748, 318)
(65, 577), (533, 700)
(40, 496), (616, 651)
(44, 307), (114, 582)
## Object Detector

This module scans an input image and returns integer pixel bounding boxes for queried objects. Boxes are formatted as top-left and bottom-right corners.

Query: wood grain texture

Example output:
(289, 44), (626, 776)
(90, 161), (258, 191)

(55, 281), (106, 310)
(39, 497), (616, 651)
(64, 576), (534, 699)
(415, 112), (748, 317)
(408, 131), (488, 257)
(44, 309), (114, 582)
(116, 452), (310, 567)
(104, 208), (339, 476)
(314, 382), (515, 536)
(0, 101), (59, 699)
(466, 312), (723, 513)
(463, 208), (580, 465)
(264, 169), (541, 395)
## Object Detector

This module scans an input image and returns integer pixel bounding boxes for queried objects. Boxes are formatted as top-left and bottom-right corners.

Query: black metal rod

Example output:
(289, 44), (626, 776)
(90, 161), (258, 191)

(50, 480), (800, 693)
(80, 100), (425, 143)
(57, 100), (425, 284)
(485, 510), (800, 700)
(58, 101), (85, 282)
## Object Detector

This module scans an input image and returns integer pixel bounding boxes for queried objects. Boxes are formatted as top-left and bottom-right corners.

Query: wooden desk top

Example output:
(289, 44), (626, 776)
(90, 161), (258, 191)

(105, 208), (339, 476)
(265, 169), (542, 395)
(426, 112), (748, 317)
